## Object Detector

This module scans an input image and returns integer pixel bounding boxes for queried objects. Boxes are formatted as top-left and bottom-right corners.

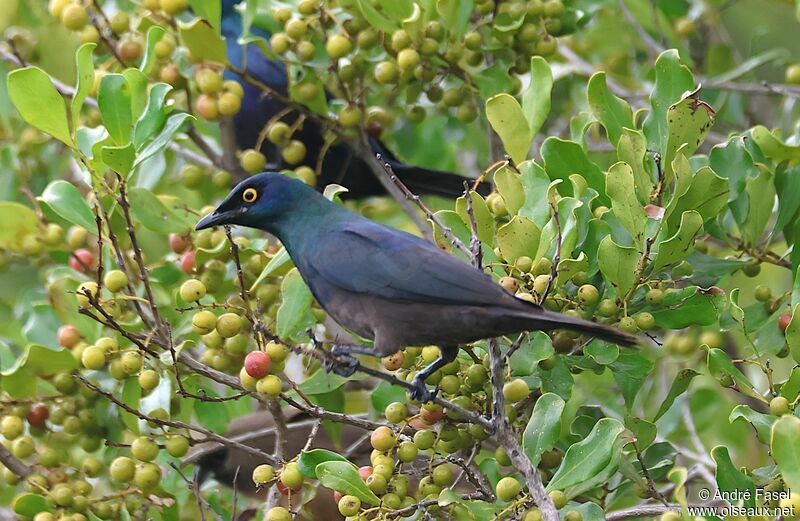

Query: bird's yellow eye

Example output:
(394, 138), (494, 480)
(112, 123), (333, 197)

(242, 188), (258, 203)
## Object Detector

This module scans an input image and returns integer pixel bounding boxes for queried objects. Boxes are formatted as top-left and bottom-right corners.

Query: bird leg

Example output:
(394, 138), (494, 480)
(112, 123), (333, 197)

(409, 346), (458, 403)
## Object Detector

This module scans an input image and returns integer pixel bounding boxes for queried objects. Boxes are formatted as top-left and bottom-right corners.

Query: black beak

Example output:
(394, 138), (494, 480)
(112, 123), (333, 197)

(195, 208), (244, 231)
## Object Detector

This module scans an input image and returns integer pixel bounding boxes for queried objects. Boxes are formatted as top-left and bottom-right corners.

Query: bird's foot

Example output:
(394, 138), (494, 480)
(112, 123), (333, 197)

(323, 349), (359, 378)
(408, 377), (439, 403)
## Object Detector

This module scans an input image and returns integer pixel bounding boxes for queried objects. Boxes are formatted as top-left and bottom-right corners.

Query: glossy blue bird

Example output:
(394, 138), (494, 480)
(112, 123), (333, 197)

(220, 0), (484, 199)
(196, 173), (639, 401)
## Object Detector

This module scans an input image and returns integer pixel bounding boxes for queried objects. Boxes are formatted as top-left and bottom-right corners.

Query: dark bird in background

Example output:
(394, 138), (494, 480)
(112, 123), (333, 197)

(196, 173), (640, 401)
(220, 0), (484, 199)
(189, 406), (372, 520)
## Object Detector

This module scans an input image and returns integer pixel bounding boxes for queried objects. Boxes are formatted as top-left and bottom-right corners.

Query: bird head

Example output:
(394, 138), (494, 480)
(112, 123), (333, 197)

(195, 172), (318, 232)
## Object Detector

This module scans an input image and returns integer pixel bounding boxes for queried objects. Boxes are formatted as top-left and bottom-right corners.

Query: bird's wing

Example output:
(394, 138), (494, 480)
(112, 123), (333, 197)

(308, 220), (512, 306)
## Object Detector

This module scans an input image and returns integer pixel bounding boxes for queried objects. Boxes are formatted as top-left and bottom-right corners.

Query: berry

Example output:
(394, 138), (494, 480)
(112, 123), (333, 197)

(786, 64), (800, 84)
(195, 94), (220, 121)
(180, 279), (207, 302)
(1, 415), (24, 440)
(27, 404), (48, 427)
(397, 48), (421, 70)
(635, 312), (655, 331)
(432, 464), (454, 486)
(120, 351), (143, 374)
(180, 251), (196, 274)
(241, 149), (266, 173)
(266, 507), (292, 521)
(252, 464), (275, 485)
(370, 426), (397, 451)
(132, 437), (159, 461)
(503, 378), (529, 402)
(70, 248), (96, 273)
(326, 34), (354, 59)
(374, 61), (399, 84)
(81, 345), (106, 370)
(139, 369), (160, 391)
(496, 476), (521, 501)
(61, 4), (88, 30)
(118, 38), (143, 62)
(245, 351), (272, 379)
(413, 429), (435, 450)
(282, 140), (307, 165)
(268, 122), (291, 146)
(166, 435), (190, 457)
(110, 456), (136, 482)
(597, 298), (618, 317)
(770, 396), (791, 416)
(218, 91), (242, 116)
(549, 490), (568, 509)
(285, 19), (307, 39)
(257, 375), (282, 397)
(216, 313), (242, 338)
(338, 495), (361, 516)
(338, 105), (363, 128)
(134, 462), (161, 489)
(577, 284), (600, 306)
(280, 462), (303, 489)
(104, 270), (128, 292)
(755, 285), (772, 302)
(58, 325), (81, 348)
(780, 313), (792, 332)
(160, 0), (189, 15)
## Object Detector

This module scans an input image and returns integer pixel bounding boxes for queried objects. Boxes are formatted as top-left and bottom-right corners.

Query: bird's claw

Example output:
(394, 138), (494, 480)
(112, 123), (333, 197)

(408, 378), (438, 403)
(323, 351), (359, 377)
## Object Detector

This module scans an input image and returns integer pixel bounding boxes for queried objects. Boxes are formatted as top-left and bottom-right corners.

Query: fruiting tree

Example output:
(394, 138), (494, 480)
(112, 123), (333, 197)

(1, 0), (800, 521)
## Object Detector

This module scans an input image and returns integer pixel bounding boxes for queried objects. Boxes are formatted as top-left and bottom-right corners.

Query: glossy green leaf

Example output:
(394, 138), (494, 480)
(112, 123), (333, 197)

(785, 303), (800, 364)
(39, 180), (95, 230)
(643, 49), (694, 156)
(128, 188), (195, 233)
(494, 166), (524, 216)
(625, 415), (656, 449)
(289, 72), (329, 115)
(711, 446), (755, 507)
(771, 415), (800, 496)
(751, 125), (800, 162)
(435, 0), (472, 36)
(773, 164), (800, 241)
(606, 161), (646, 246)
(98, 73), (133, 145)
(7, 67), (72, 146)
(298, 449), (352, 479)
(496, 215), (540, 265)
(541, 138), (608, 204)
(12, 493), (52, 517)
(587, 72), (633, 146)
(119, 376), (141, 435)
(455, 192), (494, 245)
(189, 0), (221, 32)
(547, 418), (625, 495)
(276, 268), (315, 339)
(668, 466), (689, 512)
(729, 405), (773, 444)
(179, 18), (227, 63)
(617, 128), (652, 202)
(741, 167), (774, 246)
(140, 25), (166, 75)
(522, 393), (565, 468)
(486, 93), (531, 164)
(316, 461), (381, 505)
(0, 202), (39, 250)
(667, 166), (728, 234)
(101, 143), (136, 176)
(610, 349), (653, 409)
(597, 235), (638, 297)
(71, 43), (96, 131)
(664, 91), (715, 177)
(136, 113), (193, 166)
(250, 248), (293, 292)
(0, 344), (78, 398)
(707, 348), (761, 400)
(646, 286), (721, 328)
(517, 161), (551, 227)
(653, 369), (700, 421)
(134, 83), (172, 148)
(521, 57), (553, 139)
(651, 210), (703, 273)
(709, 136), (757, 225)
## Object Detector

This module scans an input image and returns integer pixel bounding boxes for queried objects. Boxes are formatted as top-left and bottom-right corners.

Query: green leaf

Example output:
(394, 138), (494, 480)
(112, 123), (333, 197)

(370, 380), (406, 413)
(517, 161), (552, 227)
(606, 162), (646, 246)
(643, 49), (694, 156)
(122, 68), (149, 121)
(785, 303), (800, 364)
(315, 461), (381, 505)
(250, 248), (293, 292)
(522, 393), (565, 468)
(486, 93), (531, 164)
(0, 344), (78, 398)
(0, 202), (39, 250)
(494, 166), (524, 216)
(709, 136), (757, 226)
(134, 82), (172, 148)
(773, 164), (800, 241)
(455, 192), (494, 245)
(771, 415), (800, 496)
(651, 210), (703, 273)
(729, 405), (773, 444)
(71, 43), (96, 131)
(741, 167), (775, 247)
(668, 466), (689, 513)
(667, 166), (728, 234)
(751, 125), (800, 162)
(617, 128), (652, 202)
(653, 369), (700, 421)
(521, 57), (553, 140)
(289, 72), (329, 115)
(12, 493), (52, 517)
(664, 90), (715, 177)
(127, 188), (195, 233)
(625, 416), (656, 449)
(711, 446), (756, 507)
(189, 0), (221, 32)
(610, 349), (653, 409)
(140, 25), (166, 75)
(98, 73), (133, 145)
(587, 72), (633, 146)
(101, 143), (136, 176)
(707, 348), (762, 401)
(7, 67), (72, 146)
(597, 235), (638, 297)
(136, 113), (193, 166)
(649, 286), (721, 328)
(436, 0), (472, 37)
(39, 180), (96, 230)
(546, 418), (625, 496)
(120, 376), (141, 434)
(781, 367), (800, 402)
(298, 449), (352, 479)
(540, 138), (608, 204)
(496, 215), (540, 265)
(276, 268), (314, 339)
(298, 368), (366, 395)
(178, 18), (227, 63)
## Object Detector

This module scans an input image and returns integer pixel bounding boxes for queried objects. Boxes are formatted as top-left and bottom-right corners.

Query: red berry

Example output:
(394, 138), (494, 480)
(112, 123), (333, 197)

(69, 248), (96, 273)
(58, 325), (81, 348)
(780, 313), (792, 332)
(358, 466), (373, 480)
(408, 418), (429, 430)
(644, 205), (664, 219)
(244, 351), (272, 379)
(169, 233), (191, 254)
(180, 251), (196, 275)
(421, 408), (443, 424)
(333, 491), (344, 503)
(276, 481), (300, 496)
(27, 403), (49, 427)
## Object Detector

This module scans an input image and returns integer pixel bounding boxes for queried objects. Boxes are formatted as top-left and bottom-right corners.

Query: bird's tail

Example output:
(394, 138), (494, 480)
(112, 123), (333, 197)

(391, 164), (491, 198)
(525, 307), (641, 347)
